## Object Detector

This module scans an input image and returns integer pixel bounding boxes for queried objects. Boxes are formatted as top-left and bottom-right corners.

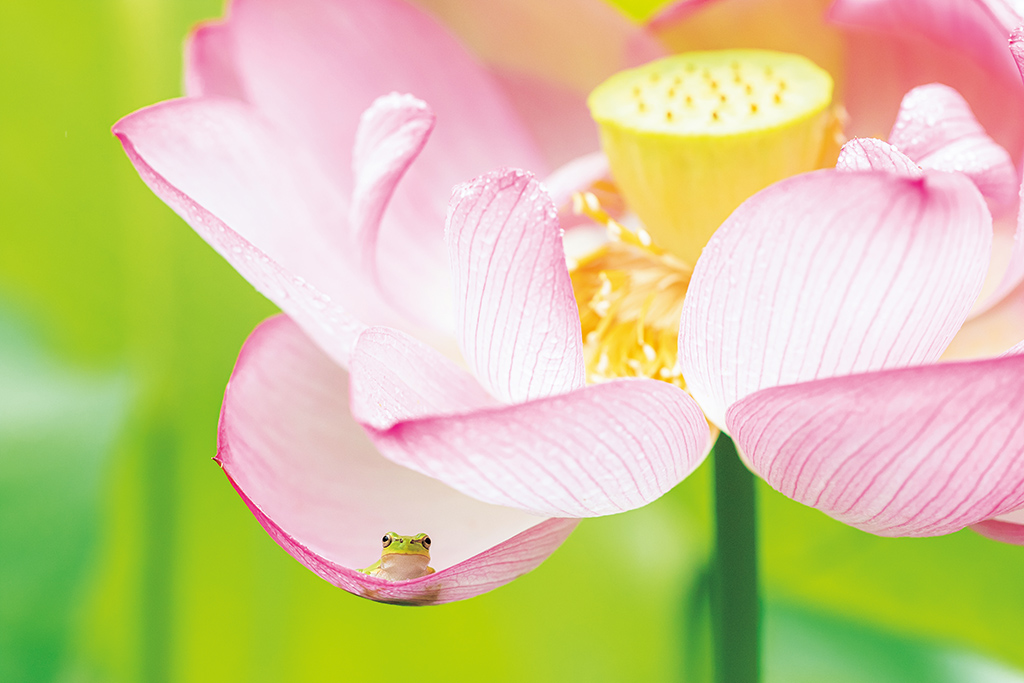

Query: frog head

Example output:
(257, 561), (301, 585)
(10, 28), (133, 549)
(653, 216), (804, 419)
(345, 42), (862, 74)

(381, 532), (431, 558)
(372, 532), (434, 581)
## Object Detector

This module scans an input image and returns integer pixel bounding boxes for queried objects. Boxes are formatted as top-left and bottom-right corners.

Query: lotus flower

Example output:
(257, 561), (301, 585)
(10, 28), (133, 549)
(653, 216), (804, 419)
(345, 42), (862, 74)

(114, 0), (1024, 605)
(114, 0), (719, 604)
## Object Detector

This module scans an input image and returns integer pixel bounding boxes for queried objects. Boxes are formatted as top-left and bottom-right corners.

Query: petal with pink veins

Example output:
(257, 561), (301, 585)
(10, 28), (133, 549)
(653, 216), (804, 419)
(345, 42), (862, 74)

(447, 169), (585, 403)
(350, 325), (708, 518)
(728, 355), (1024, 537)
(359, 378), (712, 518)
(679, 169), (992, 429)
(349, 327), (499, 430)
(349, 94), (436, 291)
(219, 315), (575, 605)
(114, 98), (388, 365)
(887, 84), (1018, 211)
(836, 137), (923, 178)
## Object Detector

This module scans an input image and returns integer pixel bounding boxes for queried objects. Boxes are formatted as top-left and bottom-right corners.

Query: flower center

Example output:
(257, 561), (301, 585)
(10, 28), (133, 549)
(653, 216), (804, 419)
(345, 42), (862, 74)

(587, 49), (837, 266)
(572, 50), (838, 386)
(568, 191), (691, 387)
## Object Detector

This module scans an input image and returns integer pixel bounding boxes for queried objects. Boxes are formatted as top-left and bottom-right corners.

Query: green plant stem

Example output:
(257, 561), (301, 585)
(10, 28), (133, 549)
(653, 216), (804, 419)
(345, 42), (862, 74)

(712, 432), (761, 683)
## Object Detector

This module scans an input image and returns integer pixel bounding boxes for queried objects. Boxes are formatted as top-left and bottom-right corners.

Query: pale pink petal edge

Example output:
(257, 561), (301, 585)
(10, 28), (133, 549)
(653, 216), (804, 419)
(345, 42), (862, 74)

(971, 518), (1024, 545)
(361, 376), (712, 518)
(218, 467), (576, 605)
(114, 111), (365, 366)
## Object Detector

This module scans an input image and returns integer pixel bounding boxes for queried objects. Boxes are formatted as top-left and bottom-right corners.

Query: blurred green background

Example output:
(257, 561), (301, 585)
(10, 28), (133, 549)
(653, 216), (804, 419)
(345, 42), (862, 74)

(2, 1), (1023, 681)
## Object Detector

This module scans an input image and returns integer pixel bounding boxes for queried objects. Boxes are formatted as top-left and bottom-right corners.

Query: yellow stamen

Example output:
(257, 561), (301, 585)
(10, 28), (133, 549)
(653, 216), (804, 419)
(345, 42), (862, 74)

(569, 190), (691, 387)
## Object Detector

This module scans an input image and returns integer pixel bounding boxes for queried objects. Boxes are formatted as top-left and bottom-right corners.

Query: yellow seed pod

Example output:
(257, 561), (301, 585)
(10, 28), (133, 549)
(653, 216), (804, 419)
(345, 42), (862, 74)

(588, 50), (834, 266)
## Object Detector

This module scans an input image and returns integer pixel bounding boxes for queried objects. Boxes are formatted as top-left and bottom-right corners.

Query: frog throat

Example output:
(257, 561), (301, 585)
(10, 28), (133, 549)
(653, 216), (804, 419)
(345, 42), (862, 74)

(569, 192), (690, 388)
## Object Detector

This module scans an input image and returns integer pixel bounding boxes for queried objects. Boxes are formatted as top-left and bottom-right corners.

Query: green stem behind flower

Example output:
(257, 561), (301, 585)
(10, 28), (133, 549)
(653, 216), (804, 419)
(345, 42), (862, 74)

(712, 432), (761, 683)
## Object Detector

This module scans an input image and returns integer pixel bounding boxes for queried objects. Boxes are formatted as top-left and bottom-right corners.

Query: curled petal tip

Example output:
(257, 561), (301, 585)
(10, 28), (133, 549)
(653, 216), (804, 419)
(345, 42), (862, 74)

(446, 168), (584, 403)
(350, 93), (437, 289)
(837, 137), (923, 178)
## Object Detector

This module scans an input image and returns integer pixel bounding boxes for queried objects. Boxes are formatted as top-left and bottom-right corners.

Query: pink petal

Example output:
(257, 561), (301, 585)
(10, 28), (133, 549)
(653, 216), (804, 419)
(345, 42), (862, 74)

(979, 0), (1024, 31)
(489, 70), (602, 169)
(349, 93), (436, 293)
(834, 0), (1024, 160)
(184, 20), (247, 100)
(349, 327), (498, 430)
(1003, 337), (1024, 356)
(649, 0), (845, 82)
(972, 508), (1024, 545)
(836, 137), (924, 178)
(114, 98), (383, 365)
(971, 519), (1024, 544)
(943, 275), (1024, 360)
(975, 28), (1024, 314)
(544, 151), (613, 232)
(728, 355), (1024, 537)
(446, 169), (585, 403)
(543, 151), (610, 213)
(888, 84), (1018, 211)
(406, 0), (664, 166)
(219, 315), (575, 605)
(225, 0), (547, 332)
(830, 0), (1017, 72)
(1012, 24), (1024, 73)
(227, 0), (545, 214)
(360, 378), (712, 518)
(679, 169), (992, 429)
(410, 0), (662, 93)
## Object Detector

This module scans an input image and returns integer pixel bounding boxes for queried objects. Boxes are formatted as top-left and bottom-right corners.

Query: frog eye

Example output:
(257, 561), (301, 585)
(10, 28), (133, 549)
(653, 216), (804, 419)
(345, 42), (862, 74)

(421, 536), (431, 549)
(381, 534), (392, 548)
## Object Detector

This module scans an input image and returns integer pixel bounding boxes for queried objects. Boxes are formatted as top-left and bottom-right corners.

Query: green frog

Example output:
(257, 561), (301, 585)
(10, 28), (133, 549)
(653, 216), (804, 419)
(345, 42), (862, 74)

(358, 532), (435, 581)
